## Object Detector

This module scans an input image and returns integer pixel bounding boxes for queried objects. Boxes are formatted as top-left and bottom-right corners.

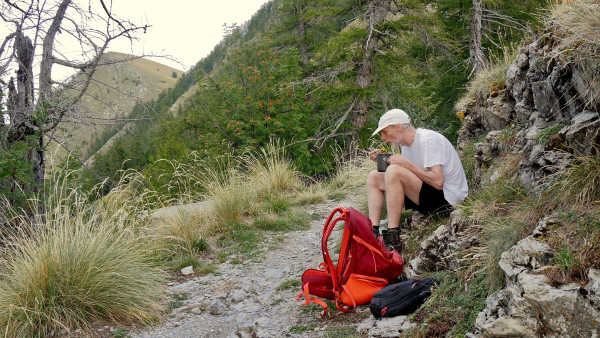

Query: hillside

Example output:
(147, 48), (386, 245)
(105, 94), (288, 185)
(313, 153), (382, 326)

(87, 0), (549, 185)
(134, 1), (600, 336)
(47, 52), (184, 165)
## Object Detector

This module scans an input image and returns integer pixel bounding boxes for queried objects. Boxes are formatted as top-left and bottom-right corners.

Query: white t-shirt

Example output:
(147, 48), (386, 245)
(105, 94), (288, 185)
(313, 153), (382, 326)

(401, 128), (468, 205)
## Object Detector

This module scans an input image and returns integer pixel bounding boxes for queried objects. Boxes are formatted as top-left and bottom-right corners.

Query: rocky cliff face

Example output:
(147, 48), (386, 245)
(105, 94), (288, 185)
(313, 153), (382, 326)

(405, 25), (600, 337)
(457, 29), (599, 192)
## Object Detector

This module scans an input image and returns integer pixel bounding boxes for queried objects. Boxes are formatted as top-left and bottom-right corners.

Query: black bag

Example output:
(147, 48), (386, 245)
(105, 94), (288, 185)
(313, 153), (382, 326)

(369, 277), (439, 318)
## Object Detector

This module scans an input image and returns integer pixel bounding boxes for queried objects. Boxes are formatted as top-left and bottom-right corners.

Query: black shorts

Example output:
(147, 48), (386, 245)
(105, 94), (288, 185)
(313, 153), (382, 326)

(404, 181), (453, 217)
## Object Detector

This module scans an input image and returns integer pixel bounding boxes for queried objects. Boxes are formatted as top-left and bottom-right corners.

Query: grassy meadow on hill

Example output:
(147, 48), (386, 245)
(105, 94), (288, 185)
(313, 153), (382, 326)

(47, 52), (183, 165)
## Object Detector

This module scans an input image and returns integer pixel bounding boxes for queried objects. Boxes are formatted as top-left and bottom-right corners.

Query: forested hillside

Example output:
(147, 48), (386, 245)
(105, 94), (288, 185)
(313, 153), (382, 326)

(87, 0), (549, 193)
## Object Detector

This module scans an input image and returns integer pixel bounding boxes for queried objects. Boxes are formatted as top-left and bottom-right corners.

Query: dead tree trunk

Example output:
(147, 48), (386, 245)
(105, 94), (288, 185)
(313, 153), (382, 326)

(10, 29), (44, 191)
(470, 0), (487, 75)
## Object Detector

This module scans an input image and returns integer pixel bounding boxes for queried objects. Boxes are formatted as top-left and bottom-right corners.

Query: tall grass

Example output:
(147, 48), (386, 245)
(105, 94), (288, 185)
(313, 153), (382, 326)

(0, 172), (165, 336)
(160, 142), (308, 238)
(149, 209), (210, 270)
(545, 147), (600, 205)
(459, 178), (538, 291)
(246, 142), (303, 198)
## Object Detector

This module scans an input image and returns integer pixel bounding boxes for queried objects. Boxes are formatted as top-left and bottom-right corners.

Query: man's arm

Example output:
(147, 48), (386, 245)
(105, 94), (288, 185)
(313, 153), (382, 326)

(389, 155), (444, 190)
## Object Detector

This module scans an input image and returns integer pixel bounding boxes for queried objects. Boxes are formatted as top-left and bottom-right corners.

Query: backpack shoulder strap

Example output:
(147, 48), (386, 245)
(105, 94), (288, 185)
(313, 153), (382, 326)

(321, 207), (348, 293)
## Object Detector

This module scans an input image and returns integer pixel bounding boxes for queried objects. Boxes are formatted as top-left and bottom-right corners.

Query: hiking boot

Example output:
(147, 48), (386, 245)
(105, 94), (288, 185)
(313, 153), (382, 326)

(382, 227), (403, 253)
(372, 225), (381, 238)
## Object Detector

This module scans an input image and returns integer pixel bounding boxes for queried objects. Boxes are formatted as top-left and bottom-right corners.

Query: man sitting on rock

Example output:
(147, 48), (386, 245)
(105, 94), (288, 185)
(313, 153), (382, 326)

(368, 108), (469, 252)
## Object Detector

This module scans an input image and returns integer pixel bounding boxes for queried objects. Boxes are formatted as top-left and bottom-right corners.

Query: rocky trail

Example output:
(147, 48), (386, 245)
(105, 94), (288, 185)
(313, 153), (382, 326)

(132, 199), (370, 338)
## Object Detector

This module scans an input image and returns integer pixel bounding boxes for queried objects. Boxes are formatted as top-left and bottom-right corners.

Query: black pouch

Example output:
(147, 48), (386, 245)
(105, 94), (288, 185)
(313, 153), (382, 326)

(369, 277), (439, 318)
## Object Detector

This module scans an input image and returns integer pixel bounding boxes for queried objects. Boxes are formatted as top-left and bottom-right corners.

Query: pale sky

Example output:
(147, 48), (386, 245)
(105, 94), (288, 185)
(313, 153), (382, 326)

(1, 0), (271, 122)
(1, 0), (271, 76)
(109, 0), (272, 71)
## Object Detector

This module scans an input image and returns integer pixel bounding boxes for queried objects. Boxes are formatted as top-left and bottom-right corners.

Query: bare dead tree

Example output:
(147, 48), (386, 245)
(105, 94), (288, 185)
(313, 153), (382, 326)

(0, 0), (148, 210)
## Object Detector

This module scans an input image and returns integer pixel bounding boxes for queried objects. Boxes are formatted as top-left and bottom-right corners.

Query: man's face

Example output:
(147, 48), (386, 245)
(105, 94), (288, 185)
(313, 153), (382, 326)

(380, 124), (402, 147)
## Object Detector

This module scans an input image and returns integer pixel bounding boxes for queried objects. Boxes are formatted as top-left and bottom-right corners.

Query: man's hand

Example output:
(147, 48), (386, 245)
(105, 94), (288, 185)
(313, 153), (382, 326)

(368, 149), (380, 162)
(388, 154), (412, 168)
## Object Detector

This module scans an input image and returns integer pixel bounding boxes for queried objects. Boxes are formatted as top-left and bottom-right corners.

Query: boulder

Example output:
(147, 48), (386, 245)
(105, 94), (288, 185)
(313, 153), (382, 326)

(357, 315), (416, 338)
(584, 268), (600, 312)
(480, 96), (514, 131)
(404, 210), (481, 278)
(531, 80), (560, 119)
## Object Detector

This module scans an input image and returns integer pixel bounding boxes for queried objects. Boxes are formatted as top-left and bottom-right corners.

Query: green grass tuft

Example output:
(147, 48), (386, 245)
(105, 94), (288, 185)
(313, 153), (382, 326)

(276, 279), (301, 291)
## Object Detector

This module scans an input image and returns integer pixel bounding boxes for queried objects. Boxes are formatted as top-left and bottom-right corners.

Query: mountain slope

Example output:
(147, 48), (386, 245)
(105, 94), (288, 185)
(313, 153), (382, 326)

(47, 52), (184, 165)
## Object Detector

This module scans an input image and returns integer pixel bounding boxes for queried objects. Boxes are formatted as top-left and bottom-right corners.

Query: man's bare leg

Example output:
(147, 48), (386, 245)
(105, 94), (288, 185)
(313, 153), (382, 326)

(373, 165), (423, 252)
(367, 166), (422, 227)
(384, 165), (422, 229)
(366, 170), (386, 228)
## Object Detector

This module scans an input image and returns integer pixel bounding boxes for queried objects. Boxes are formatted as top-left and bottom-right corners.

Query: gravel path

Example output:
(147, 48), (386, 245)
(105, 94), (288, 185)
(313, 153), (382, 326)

(132, 199), (361, 338)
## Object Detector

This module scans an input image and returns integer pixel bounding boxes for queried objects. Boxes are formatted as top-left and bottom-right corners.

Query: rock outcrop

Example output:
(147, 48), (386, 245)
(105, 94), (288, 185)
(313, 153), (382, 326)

(471, 230), (600, 337)
(403, 210), (481, 279)
(457, 29), (599, 191)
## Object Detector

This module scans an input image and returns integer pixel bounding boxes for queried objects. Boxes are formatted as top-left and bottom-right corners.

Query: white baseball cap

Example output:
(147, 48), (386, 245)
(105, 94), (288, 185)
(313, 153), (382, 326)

(372, 109), (411, 136)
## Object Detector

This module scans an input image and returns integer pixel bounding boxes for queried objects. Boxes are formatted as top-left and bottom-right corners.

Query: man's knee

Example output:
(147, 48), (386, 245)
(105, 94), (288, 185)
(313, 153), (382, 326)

(367, 169), (380, 186)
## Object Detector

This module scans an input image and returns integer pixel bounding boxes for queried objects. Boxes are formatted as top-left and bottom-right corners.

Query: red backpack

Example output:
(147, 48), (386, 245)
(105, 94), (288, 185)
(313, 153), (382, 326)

(296, 207), (404, 315)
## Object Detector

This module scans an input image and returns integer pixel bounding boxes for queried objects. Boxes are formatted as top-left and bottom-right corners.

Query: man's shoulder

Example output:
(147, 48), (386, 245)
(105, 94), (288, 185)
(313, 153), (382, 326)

(417, 128), (450, 144)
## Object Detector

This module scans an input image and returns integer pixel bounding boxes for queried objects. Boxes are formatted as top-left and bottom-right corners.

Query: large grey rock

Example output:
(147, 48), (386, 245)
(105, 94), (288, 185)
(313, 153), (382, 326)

(584, 268), (600, 311)
(404, 210), (481, 278)
(498, 236), (553, 284)
(532, 80), (561, 119)
(514, 100), (534, 124)
(481, 96), (514, 131)
(473, 236), (600, 338)
(358, 315), (416, 338)
(560, 110), (600, 154)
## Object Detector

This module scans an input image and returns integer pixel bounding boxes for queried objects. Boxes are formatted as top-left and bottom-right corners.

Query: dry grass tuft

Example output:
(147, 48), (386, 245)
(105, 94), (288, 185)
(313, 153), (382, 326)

(293, 181), (329, 206)
(459, 178), (540, 290)
(150, 209), (210, 264)
(454, 44), (519, 112)
(0, 172), (165, 336)
(245, 142), (303, 198)
(545, 147), (600, 205)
